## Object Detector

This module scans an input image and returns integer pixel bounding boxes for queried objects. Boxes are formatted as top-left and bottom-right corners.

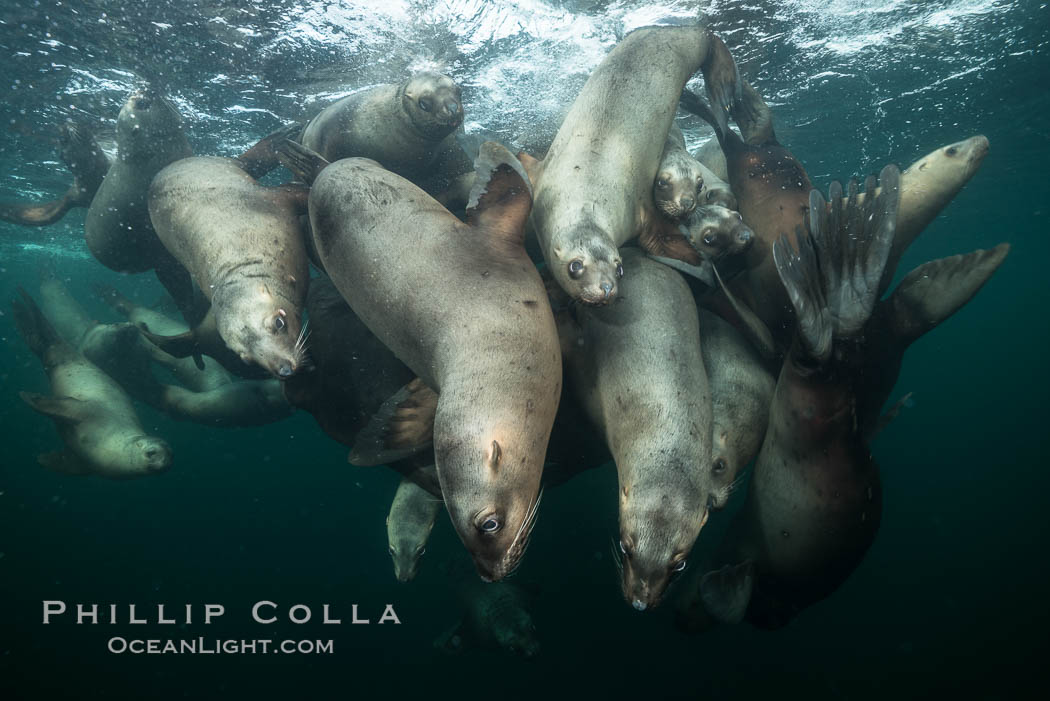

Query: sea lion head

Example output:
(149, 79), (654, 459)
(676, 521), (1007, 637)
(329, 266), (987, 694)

(683, 205), (754, 262)
(654, 154), (705, 220)
(493, 604), (540, 658)
(551, 233), (622, 306)
(117, 86), (184, 159)
(437, 430), (544, 582)
(123, 435), (173, 475)
(401, 71), (464, 140)
(388, 535), (428, 583)
(701, 183), (737, 210)
(904, 135), (989, 194)
(617, 481), (709, 612)
(214, 283), (305, 380)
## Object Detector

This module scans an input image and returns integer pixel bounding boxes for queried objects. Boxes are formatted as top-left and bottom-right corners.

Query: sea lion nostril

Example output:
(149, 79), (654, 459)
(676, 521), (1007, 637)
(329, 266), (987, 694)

(277, 364), (293, 378)
(601, 282), (613, 297)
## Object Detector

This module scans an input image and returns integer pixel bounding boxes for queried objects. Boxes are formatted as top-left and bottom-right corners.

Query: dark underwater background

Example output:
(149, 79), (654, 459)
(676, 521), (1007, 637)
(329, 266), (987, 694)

(0, 1), (1047, 698)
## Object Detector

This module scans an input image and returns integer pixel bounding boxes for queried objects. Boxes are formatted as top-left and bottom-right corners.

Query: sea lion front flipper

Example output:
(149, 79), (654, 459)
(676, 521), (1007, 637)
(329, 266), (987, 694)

(20, 392), (89, 424)
(275, 140), (331, 185)
(648, 255), (716, 287)
(139, 327), (200, 360)
(884, 243), (1010, 346)
(698, 561), (755, 625)
(515, 151), (543, 186)
(348, 378), (438, 466)
(433, 621), (469, 655)
(710, 263), (777, 361)
(465, 142), (533, 245)
(235, 122), (304, 180)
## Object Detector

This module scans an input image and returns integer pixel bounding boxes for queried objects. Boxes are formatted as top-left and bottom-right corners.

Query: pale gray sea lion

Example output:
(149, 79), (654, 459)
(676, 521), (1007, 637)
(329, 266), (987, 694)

(38, 268), (96, 348)
(12, 289), (172, 478)
(147, 156), (311, 379)
(0, 121), (110, 226)
(300, 71), (472, 202)
(558, 248), (716, 611)
(529, 24), (740, 305)
(278, 139), (560, 582)
(386, 478), (442, 582)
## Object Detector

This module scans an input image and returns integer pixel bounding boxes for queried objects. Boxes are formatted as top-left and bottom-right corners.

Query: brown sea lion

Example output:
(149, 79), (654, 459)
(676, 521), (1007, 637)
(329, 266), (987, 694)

(386, 477), (443, 582)
(655, 124), (736, 219)
(557, 248), (716, 611)
(529, 25), (740, 305)
(680, 84), (990, 344)
(0, 122), (110, 226)
(146, 156), (310, 379)
(300, 71), (472, 202)
(279, 139), (560, 582)
(11, 289), (172, 478)
(436, 579), (540, 658)
(683, 166), (902, 630)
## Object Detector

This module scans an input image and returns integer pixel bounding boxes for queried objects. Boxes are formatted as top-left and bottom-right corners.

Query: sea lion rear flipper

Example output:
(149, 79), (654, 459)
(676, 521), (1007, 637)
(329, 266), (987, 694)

(348, 378), (438, 466)
(774, 165), (901, 362)
(884, 243), (1010, 347)
(697, 31), (741, 137)
(465, 142), (533, 245)
(710, 262), (777, 360)
(698, 561), (755, 625)
(235, 122), (304, 180)
(10, 287), (66, 358)
(275, 140), (330, 185)
(680, 88), (730, 145)
(20, 392), (89, 424)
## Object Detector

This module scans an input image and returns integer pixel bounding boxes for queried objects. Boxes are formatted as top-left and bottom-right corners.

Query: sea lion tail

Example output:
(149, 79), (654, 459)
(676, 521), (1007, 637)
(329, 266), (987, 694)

(11, 287), (66, 359)
(882, 243), (1010, 347)
(348, 378), (437, 466)
(275, 140), (330, 185)
(774, 165), (901, 362)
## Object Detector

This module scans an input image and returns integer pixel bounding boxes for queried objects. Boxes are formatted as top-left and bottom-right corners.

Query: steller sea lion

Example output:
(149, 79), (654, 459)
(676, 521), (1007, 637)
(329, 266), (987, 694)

(698, 309), (776, 510)
(655, 124), (736, 219)
(557, 248), (717, 611)
(147, 156), (311, 379)
(278, 139), (560, 582)
(0, 121), (110, 226)
(681, 83), (991, 346)
(94, 283), (233, 392)
(435, 579), (540, 658)
(386, 478), (443, 582)
(529, 25), (740, 305)
(687, 165), (901, 630)
(300, 71), (472, 201)
(37, 268), (96, 348)
(11, 289), (172, 478)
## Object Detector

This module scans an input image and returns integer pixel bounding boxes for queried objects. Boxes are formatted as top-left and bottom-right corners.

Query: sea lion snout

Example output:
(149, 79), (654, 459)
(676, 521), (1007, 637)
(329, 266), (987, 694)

(133, 437), (173, 474)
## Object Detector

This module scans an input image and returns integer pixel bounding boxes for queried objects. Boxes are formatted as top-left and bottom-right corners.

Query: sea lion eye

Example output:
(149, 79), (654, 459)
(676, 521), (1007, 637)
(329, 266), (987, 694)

(703, 233), (716, 246)
(480, 518), (501, 533)
(416, 546), (426, 556)
(946, 146), (958, 156)
(619, 539), (627, 555)
(736, 212), (743, 221)
(388, 546), (395, 556)
(656, 178), (669, 189)
(713, 458), (727, 475)
(568, 259), (584, 279)
(616, 262), (624, 278)
(274, 315), (286, 331)
(418, 98), (432, 112)
(673, 559), (688, 572)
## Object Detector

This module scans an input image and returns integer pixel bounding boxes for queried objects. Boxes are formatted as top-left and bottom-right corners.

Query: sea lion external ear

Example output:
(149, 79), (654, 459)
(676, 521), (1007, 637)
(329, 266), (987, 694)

(465, 142), (533, 246)
(698, 561), (755, 625)
(487, 440), (502, 471)
(885, 243), (1009, 347)
(349, 378), (438, 466)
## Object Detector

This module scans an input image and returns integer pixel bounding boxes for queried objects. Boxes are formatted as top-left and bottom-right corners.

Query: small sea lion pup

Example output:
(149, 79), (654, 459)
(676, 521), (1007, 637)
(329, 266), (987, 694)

(11, 289), (172, 478)
(0, 121), (110, 226)
(680, 166), (902, 631)
(527, 24), (740, 305)
(386, 478), (443, 582)
(300, 71), (473, 201)
(146, 155), (311, 379)
(655, 124), (737, 218)
(557, 248), (716, 611)
(277, 139), (561, 582)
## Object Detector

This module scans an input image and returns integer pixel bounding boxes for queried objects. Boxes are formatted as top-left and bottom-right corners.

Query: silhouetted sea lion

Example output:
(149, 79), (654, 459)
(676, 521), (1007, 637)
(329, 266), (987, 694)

(386, 478), (442, 582)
